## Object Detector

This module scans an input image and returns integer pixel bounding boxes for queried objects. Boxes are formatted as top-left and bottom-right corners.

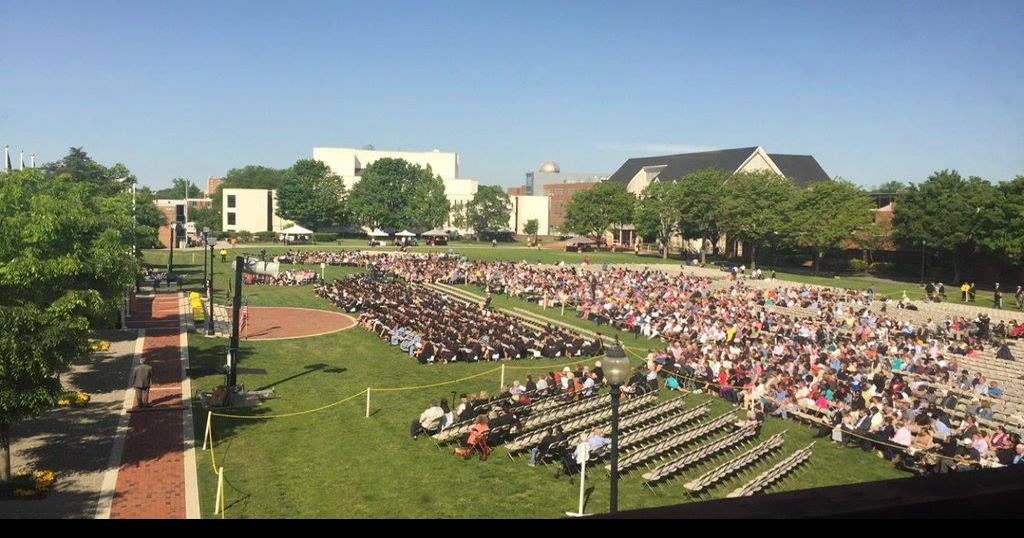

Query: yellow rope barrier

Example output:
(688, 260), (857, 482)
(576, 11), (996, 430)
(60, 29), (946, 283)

(373, 366), (503, 392)
(210, 389), (368, 419)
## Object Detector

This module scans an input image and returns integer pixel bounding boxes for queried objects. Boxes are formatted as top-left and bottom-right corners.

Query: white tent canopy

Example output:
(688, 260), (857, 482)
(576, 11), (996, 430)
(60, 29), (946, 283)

(395, 230), (416, 237)
(367, 228), (390, 237)
(279, 225), (313, 236)
(422, 229), (447, 237)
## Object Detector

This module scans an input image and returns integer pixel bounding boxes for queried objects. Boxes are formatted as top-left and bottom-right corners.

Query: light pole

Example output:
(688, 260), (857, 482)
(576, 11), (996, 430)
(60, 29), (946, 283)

(207, 235), (216, 336)
(202, 227), (210, 288)
(603, 344), (630, 515)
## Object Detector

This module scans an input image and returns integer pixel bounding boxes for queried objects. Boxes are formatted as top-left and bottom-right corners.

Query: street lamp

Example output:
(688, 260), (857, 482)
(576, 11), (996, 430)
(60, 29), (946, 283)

(202, 227), (210, 288)
(603, 343), (630, 515)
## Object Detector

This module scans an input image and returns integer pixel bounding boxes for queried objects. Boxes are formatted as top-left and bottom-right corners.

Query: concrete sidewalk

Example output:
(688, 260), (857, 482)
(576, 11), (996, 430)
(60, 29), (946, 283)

(0, 330), (138, 519)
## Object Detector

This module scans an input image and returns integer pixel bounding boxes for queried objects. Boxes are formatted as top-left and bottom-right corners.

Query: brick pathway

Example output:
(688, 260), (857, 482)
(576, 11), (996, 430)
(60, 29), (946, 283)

(109, 293), (187, 519)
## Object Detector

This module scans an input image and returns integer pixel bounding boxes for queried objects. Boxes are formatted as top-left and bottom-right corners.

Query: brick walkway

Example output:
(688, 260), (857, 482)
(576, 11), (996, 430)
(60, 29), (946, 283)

(109, 293), (187, 519)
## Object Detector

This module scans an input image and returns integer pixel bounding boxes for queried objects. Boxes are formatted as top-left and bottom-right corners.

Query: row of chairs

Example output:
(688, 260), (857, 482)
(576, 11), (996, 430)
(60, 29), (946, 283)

(682, 431), (788, 493)
(726, 442), (815, 498)
(641, 423), (759, 485)
(563, 398), (699, 453)
(519, 394), (612, 433)
(431, 388), (581, 445)
(616, 412), (737, 473)
(616, 403), (710, 449)
(506, 393), (658, 454)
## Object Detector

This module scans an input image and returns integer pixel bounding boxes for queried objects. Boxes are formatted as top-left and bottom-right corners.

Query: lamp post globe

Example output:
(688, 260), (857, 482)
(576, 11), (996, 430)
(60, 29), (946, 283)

(603, 343), (629, 514)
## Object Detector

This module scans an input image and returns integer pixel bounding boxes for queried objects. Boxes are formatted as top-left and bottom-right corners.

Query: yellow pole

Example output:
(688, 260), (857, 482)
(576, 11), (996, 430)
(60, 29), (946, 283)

(365, 387), (371, 418)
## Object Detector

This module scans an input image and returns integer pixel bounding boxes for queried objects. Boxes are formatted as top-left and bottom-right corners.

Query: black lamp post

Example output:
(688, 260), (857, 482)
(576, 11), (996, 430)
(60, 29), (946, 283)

(202, 227), (210, 288)
(602, 344), (630, 515)
(207, 236), (215, 336)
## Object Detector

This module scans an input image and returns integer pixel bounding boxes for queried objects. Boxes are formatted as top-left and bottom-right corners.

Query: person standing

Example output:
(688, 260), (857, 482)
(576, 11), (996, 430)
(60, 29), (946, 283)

(219, 248), (228, 263)
(960, 282), (970, 302)
(129, 358), (153, 409)
(969, 282), (977, 303)
(994, 283), (1002, 309)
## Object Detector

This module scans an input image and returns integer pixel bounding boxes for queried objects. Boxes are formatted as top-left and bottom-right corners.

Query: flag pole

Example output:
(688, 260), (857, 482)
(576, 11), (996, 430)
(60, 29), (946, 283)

(19, 151), (24, 170)
(30, 153), (36, 168)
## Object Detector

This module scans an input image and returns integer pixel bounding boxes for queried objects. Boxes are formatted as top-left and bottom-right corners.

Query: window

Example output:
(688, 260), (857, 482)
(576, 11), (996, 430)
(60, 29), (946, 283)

(227, 195), (236, 208)
(227, 212), (236, 226)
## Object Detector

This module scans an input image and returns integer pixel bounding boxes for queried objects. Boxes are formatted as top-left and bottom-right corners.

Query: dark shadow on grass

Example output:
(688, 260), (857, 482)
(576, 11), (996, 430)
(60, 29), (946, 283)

(252, 363), (345, 392)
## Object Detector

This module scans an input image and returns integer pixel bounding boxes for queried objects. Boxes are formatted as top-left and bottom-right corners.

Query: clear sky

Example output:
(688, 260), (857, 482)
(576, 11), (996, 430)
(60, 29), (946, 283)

(2, 0), (1022, 189)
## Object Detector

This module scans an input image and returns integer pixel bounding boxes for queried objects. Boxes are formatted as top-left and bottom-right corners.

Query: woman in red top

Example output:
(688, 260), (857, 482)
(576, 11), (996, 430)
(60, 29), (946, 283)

(463, 415), (491, 460)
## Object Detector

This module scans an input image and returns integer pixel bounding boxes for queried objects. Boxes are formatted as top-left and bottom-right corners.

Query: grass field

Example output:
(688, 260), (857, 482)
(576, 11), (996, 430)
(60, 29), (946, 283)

(166, 250), (909, 518)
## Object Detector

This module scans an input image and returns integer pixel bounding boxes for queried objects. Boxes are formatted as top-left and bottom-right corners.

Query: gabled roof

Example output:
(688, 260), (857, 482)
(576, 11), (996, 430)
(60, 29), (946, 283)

(608, 147), (757, 184)
(767, 154), (831, 187)
(607, 147), (831, 187)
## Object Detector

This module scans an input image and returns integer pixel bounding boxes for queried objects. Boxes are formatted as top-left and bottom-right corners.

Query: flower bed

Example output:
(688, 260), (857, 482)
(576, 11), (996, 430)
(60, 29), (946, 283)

(0, 470), (56, 500)
(88, 339), (111, 352)
(57, 391), (91, 408)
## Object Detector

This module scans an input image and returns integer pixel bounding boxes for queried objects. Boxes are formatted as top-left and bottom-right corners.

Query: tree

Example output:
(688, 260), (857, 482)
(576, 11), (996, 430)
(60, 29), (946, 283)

(891, 170), (997, 282)
(562, 181), (635, 240)
(634, 181), (683, 258)
(0, 169), (136, 481)
(788, 179), (875, 273)
(524, 219), (539, 240)
(153, 178), (203, 199)
(716, 171), (796, 270)
(466, 185), (512, 233)
(676, 168), (727, 263)
(347, 158), (448, 231)
(276, 159), (348, 230)
(978, 176), (1024, 269)
(189, 206), (221, 236)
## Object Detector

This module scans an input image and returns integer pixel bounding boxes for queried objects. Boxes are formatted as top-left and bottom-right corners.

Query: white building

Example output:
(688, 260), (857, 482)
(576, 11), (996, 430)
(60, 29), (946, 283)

(509, 195), (550, 236)
(221, 188), (289, 233)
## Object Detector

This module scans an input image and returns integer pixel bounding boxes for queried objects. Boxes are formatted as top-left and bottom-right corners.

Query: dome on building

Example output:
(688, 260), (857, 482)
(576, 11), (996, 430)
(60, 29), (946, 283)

(538, 161), (560, 173)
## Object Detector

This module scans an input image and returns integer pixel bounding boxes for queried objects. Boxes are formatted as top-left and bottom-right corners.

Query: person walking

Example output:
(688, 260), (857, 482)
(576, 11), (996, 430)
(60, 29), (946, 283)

(129, 358), (153, 410)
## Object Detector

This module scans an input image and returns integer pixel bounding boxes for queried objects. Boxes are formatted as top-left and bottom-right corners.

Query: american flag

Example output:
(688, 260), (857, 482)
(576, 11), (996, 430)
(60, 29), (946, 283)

(239, 305), (249, 332)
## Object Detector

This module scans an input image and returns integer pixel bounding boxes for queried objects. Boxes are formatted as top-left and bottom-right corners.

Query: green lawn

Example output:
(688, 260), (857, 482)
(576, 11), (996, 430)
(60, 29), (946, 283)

(187, 282), (909, 518)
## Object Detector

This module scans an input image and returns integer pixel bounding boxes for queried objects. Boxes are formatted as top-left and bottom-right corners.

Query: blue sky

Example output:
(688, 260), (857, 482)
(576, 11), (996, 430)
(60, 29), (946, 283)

(2, 0), (1022, 189)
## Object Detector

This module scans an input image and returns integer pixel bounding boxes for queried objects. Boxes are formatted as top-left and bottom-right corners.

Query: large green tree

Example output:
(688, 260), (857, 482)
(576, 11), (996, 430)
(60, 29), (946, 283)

(676, 168), (727, 263)
(562, 181), (635, 239)
(276, 159), (348, 230)
(132, 186), (169, 249)
(891, 170), (997, 282)
(788, 179), (875, 273)
(466, 185), (512, 233)
(716, 170), (796, 270)
(347, 158), (448, 231)
(0, 168), (136, 481)
(634, 181), (683, 258)
(978, 176), (1024, 269)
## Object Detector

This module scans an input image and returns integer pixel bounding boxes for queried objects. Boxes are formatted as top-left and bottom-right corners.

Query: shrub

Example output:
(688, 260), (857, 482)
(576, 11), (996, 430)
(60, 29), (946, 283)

(849, 259), (870, 273)
(238, 231), (253, 243)
(253, 231), (276, 243)
(313, 232), (337, 243)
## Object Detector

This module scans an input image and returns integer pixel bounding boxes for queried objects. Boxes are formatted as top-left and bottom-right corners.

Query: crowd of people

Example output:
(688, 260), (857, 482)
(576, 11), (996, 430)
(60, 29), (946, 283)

(243, 270), (318, 286)
(277, 250), (1024, 471)
(315, 274), (604, 363)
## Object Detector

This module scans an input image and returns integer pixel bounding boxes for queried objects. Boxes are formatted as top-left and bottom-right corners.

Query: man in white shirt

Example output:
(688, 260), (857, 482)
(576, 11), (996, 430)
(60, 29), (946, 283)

(411, 401), (445, 439)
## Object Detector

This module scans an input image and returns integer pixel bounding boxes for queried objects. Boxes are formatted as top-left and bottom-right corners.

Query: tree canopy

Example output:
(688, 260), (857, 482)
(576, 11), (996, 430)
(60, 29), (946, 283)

(716, 171), (796, 269)
(676, 168), (727, 263)
(787, 179), (875, 273)
(466, 186), (512, 233)
(0, 163), (137, 480)
(347, 158), (448, 231)
(634, 181), (683, 258)
(891, 170), (997, 282)
(562, 181), (634, 238)
(276, 159), (348, 231)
